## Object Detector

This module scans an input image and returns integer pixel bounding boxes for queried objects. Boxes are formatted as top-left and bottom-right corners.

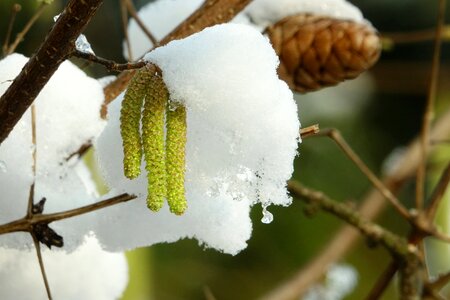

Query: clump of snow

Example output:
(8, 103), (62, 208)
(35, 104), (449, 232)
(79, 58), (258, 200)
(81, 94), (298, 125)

(124, 0), (204, 60)
(304, 264), (358, 300)
(241, 0), (368, 30)
(0, 53), (106, 250)
(0, 236), (128, 300)
(96, 23), (300, 254)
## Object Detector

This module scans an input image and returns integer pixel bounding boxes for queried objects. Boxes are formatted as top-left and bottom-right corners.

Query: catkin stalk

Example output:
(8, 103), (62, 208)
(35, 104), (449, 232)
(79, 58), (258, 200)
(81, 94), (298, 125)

(166, 104), (187, 215)
(142, 72), (168, 211)
(120, 68), (150, 179)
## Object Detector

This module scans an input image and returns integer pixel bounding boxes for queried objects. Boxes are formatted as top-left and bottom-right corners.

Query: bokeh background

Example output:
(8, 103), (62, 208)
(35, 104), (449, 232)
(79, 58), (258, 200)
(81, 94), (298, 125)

(1, 0), (450, 299)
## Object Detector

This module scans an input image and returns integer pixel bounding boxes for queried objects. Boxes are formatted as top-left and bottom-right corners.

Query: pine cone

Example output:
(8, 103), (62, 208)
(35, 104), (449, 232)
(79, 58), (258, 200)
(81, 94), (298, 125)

(266, 14), (381, 93)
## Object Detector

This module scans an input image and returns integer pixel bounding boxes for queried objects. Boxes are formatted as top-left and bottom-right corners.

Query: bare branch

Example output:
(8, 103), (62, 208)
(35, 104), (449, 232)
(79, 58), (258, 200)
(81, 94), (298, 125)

(314, 128), (410, 219)
(365, 261), (398, 300)
(32, 234), (53, 300)
(2, 3), (21, 56)
(426, 161), (450, 220)
(416, 0), (447, 210)
(0, 0), (104, 145)
(5, 3), (49, 55)
(72, 50), (147, 71)
(120, 0), (133, 61)
(123, 0), (159, 47)
(299, 124), (320, 139)
(0, 194), (136, 235)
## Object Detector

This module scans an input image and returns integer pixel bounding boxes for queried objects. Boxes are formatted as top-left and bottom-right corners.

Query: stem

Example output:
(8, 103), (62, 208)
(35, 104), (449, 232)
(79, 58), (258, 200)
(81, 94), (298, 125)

(0, 0), (104, 145)
(365, 261), (398, 300)
(5, 3), (48, 55)
(416, 0), (446, 210)
(2, 3), (21, 56)
(123, 0), (159, 47)
(0, 194), (136, 235)
(316, 128), (410, 219)
(32, 234), (53, 300)
(120, 0), (133, 61)
(426, 161), (450, 220)
(72, 50), (147, 71)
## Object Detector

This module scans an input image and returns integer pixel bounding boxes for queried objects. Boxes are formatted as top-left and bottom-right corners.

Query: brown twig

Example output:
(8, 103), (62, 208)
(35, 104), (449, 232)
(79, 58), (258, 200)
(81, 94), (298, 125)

(314, 128), (410, 219)
(426, 161), (450, 220)
(72, 50), (147, 71)
(32, 234), (52, 300)
(260, 108), (450, 300)
(2, 4), (21, 56)
(120, 0), (133, 61)
(365, 261), (398, 300)
(0, 194), (136, 235)
(288, 181), (414, 257)
(5, 3), (49, 55)
(416, 0), (447, 210)
(123, 0), (159, 47)
(0, 0), (104, 145)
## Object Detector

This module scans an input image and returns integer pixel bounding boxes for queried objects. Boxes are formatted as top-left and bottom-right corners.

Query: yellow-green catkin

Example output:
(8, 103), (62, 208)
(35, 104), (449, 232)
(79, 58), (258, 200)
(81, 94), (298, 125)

(142, 72), (168, 212)
(166, 104), (187, 215)
(120, 68), (151, 179)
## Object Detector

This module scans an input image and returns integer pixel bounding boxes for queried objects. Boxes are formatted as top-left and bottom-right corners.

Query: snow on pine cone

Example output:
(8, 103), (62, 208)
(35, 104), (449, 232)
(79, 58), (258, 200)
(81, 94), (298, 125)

(266, 14), (381, 93)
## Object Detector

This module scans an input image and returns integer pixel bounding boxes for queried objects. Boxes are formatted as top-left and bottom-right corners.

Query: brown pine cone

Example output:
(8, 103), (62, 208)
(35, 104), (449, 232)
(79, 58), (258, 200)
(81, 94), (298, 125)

(266, 14), (381, 93)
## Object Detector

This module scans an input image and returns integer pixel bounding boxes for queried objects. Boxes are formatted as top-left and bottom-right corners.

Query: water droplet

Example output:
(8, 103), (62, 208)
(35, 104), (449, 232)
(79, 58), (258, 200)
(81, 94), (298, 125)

(0, 161), (7, 173)
(261, 205), (273, 224)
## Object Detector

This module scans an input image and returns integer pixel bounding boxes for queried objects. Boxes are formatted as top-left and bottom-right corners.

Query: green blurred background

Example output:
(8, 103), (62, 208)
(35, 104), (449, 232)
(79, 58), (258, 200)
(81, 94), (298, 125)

(1, 0), (450, 299)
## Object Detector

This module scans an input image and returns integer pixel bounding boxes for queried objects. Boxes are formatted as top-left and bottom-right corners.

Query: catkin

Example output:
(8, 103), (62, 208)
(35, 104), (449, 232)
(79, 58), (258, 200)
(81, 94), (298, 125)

(120, 68), (150, 179)
(142, 71), (168, 212)
(165, 104), (187, 215)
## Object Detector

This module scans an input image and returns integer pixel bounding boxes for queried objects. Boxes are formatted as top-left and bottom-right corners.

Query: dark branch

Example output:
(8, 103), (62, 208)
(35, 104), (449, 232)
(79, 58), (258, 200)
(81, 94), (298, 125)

(0, 0), (104, 145)
(72, 50), (146, 71)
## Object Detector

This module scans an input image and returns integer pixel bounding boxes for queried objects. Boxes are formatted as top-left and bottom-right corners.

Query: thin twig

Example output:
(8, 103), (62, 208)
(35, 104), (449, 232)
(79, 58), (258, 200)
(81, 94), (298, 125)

(2, 4), (21, 56)
(416, 0), (447, 210)
(0, 194), (136, 235)
(365, 261), (398, 300)
(120, 0), (133, 61)
(72, 50), (146, 71)
(315, 128), (410, 219)
(123, 0), (159, 47)
(5, 3), (48, 55)
(32, 234), (52, 300)
(27, 105), (37, 218)
(426, 161), (450, 220)
(287, 180), (414, 257)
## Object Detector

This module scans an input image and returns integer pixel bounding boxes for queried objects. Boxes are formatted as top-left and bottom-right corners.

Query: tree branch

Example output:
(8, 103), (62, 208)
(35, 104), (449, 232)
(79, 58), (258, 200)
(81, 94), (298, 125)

(0, 0), (104, 145)
(0, 193), (136, 235)
(72, 50), (147, 71)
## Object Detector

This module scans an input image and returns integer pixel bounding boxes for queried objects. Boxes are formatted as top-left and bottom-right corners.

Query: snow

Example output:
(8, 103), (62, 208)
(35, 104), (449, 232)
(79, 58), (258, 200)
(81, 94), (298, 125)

(0, 53), (106, 250)
(96, 23), (300, 254)
(0, 236), (128, 300)
(123, 0), (204, 60)
(242, 0), (368, 30)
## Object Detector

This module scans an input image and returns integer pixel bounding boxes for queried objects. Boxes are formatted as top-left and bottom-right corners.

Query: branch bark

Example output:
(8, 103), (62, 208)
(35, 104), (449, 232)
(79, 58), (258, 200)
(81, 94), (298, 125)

(0, 0), (104, 145)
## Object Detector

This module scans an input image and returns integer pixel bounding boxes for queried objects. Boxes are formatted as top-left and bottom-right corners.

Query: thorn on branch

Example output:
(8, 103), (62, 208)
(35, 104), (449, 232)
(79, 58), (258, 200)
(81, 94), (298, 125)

(72, 50), (147, 72)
